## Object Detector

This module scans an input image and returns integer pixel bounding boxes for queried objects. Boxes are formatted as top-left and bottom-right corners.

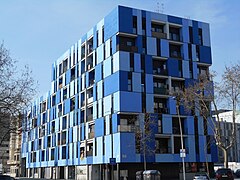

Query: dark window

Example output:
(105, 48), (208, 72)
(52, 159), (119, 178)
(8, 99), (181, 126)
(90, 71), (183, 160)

(63, 59), (68, 73)
(118, 36), (137, 53)
(169, 44), (182, 59)
(169, 27), (181, 41)
(51, 148), (54, 161)
(196, 45), (200, 61)
(142, 18), (146, 35)
(62, 146), (66, 159)
(198, 28), (203, 45)
(188, 44), (192, 60)
(130, 53), (134, 72)
(141, 55), (145, 73)
(133, 16), (137, 34)
(189, 27), (193, 43)
(128, 73), (132, 91)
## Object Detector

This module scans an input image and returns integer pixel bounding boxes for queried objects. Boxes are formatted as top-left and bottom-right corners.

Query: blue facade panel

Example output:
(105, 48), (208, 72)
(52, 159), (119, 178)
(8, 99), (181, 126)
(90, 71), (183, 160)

(200, 46), (212, 64)
(168, 97), (177, 115)
(145, 55), (152, 74)
(104, 7), (119, 42)
(104, 72), (120, 97)
(168, 15), (182, 25)
(120, 91), (142, 112)
(193, 21), (199, 45)
(118, 6), (132, 34)
(160, 39), (169, 57)
(167, 58), (179, 77)
(162, 115), (172, 134)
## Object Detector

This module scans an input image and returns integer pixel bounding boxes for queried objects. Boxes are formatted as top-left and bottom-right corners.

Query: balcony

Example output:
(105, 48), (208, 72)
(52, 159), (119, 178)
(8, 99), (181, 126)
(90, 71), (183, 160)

(88, 132), (94, 139)
(117, 44), (138, 53)
(153, 69), (168, 76)
(87, 44), (93, 55)
(118, 125), (136, 132)
(81, 52), (85, 59)
(154, 87), (168, 95)
(152, 31), (167, 39)
(155, 147), (171, 154)
(170, 51), (182, 59)
(154, 108), (168, 114)
(87, 114), (93, 122)
(88, 97), (93, 104)
(86, 150), (93, 157)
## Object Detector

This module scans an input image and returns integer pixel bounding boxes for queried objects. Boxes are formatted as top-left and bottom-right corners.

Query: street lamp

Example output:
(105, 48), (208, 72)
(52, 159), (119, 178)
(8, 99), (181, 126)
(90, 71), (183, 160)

(175, 95), (186, 180)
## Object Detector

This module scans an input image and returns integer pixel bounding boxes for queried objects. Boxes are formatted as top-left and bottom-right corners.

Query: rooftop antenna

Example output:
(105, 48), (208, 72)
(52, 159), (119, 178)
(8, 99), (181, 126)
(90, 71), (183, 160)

(156, 1), (164, 14)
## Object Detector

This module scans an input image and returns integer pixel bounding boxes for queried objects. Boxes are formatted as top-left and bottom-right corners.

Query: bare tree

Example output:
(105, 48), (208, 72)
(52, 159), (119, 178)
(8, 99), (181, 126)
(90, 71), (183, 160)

(134, 113), (157, 171)
(177, 64), (240, 168)
(0, 43), (37, 145)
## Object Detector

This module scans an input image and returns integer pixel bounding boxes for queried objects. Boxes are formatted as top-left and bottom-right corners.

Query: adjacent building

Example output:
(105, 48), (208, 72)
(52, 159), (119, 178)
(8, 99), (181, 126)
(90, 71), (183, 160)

(21, 5), (217, 179)
(7, 122), (22, 177)
(215, 110), (240, 163)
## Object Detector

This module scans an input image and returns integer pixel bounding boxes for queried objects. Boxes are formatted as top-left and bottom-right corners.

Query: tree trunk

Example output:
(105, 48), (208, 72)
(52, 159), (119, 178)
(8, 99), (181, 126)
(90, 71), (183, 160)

(144, 144), (147, 171)
(223, 148), (228, 168)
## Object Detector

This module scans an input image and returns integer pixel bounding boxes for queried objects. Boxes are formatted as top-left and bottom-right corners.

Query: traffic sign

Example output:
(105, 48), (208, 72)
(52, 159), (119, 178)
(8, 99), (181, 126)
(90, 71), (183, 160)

(180, 149), (186, 158)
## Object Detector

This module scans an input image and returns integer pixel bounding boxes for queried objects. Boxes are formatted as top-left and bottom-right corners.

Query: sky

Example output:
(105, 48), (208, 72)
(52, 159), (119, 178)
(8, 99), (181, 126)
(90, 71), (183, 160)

(0, 0), (239, 96)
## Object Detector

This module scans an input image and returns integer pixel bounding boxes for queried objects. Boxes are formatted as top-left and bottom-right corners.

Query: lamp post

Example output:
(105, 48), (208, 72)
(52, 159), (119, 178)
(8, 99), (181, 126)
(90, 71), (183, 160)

(175, 96), (186, 180)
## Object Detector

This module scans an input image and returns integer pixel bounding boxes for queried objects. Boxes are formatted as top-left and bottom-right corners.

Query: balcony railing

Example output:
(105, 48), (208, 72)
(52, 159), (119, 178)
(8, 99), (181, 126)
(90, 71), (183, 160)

(154, 87), (168, 95)
(118, 125), (136, 132)
(152, 31), (167, 39)
(154, 108), (168, 114)
(153, 69), (168, 76)
(117, 44), (138, 53)
(155, 147), (171, 154)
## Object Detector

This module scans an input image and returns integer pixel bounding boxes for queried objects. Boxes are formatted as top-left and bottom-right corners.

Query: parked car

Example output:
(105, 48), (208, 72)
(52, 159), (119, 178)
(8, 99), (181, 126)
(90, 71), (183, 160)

(235, 169), (240, 177)
(0, 175), (15, 180)
(215, 168), (234, 180)
(193, 172), (210, 180)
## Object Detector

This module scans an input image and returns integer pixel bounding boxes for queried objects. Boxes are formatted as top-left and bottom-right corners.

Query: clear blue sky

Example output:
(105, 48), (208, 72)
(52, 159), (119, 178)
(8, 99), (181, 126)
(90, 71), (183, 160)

(0, 0), (239, 96)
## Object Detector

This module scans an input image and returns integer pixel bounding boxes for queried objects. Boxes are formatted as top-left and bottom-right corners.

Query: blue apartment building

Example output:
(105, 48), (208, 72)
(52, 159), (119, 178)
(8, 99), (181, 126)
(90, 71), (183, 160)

(21, 5), (217, 179)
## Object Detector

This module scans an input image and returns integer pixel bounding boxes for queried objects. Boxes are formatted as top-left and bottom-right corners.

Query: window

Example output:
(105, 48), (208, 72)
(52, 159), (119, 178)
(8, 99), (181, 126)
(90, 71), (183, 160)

(196, 45), (200, 61)
(59, 63), (63, 76)
(52, 95), (56, 107)
(63, 88), (67, 100)
(102, 26), (104, 44)
(169, 44), (182, 59)
(62, 116), (67, 130)
(198, 28), (203, 45)
(62, 131), (67, 145)
(62, 146), (66, 159)
(58, 104), (63, 117)
(152, 23), (164, 33)
(128, 73), (132, 91)
(71, 67), (75, 81)
(59, 77), (63, 89)
(51, 148), (55, 161)
(189, 27), (193, 43)
(70, 97), (75, 111)
(169, 26), (181, 41)
(158, 115), (162, 133)
(155, 138), (171, 153)
(130, 53), (134, 72)
(63, 59), (68, 73)
(118, 36), (137, 53)
(142, 18), (146, 35)
(41, 150), (45, 161)
(133, 16), (137, 34)
(47, 136), (51, 148)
